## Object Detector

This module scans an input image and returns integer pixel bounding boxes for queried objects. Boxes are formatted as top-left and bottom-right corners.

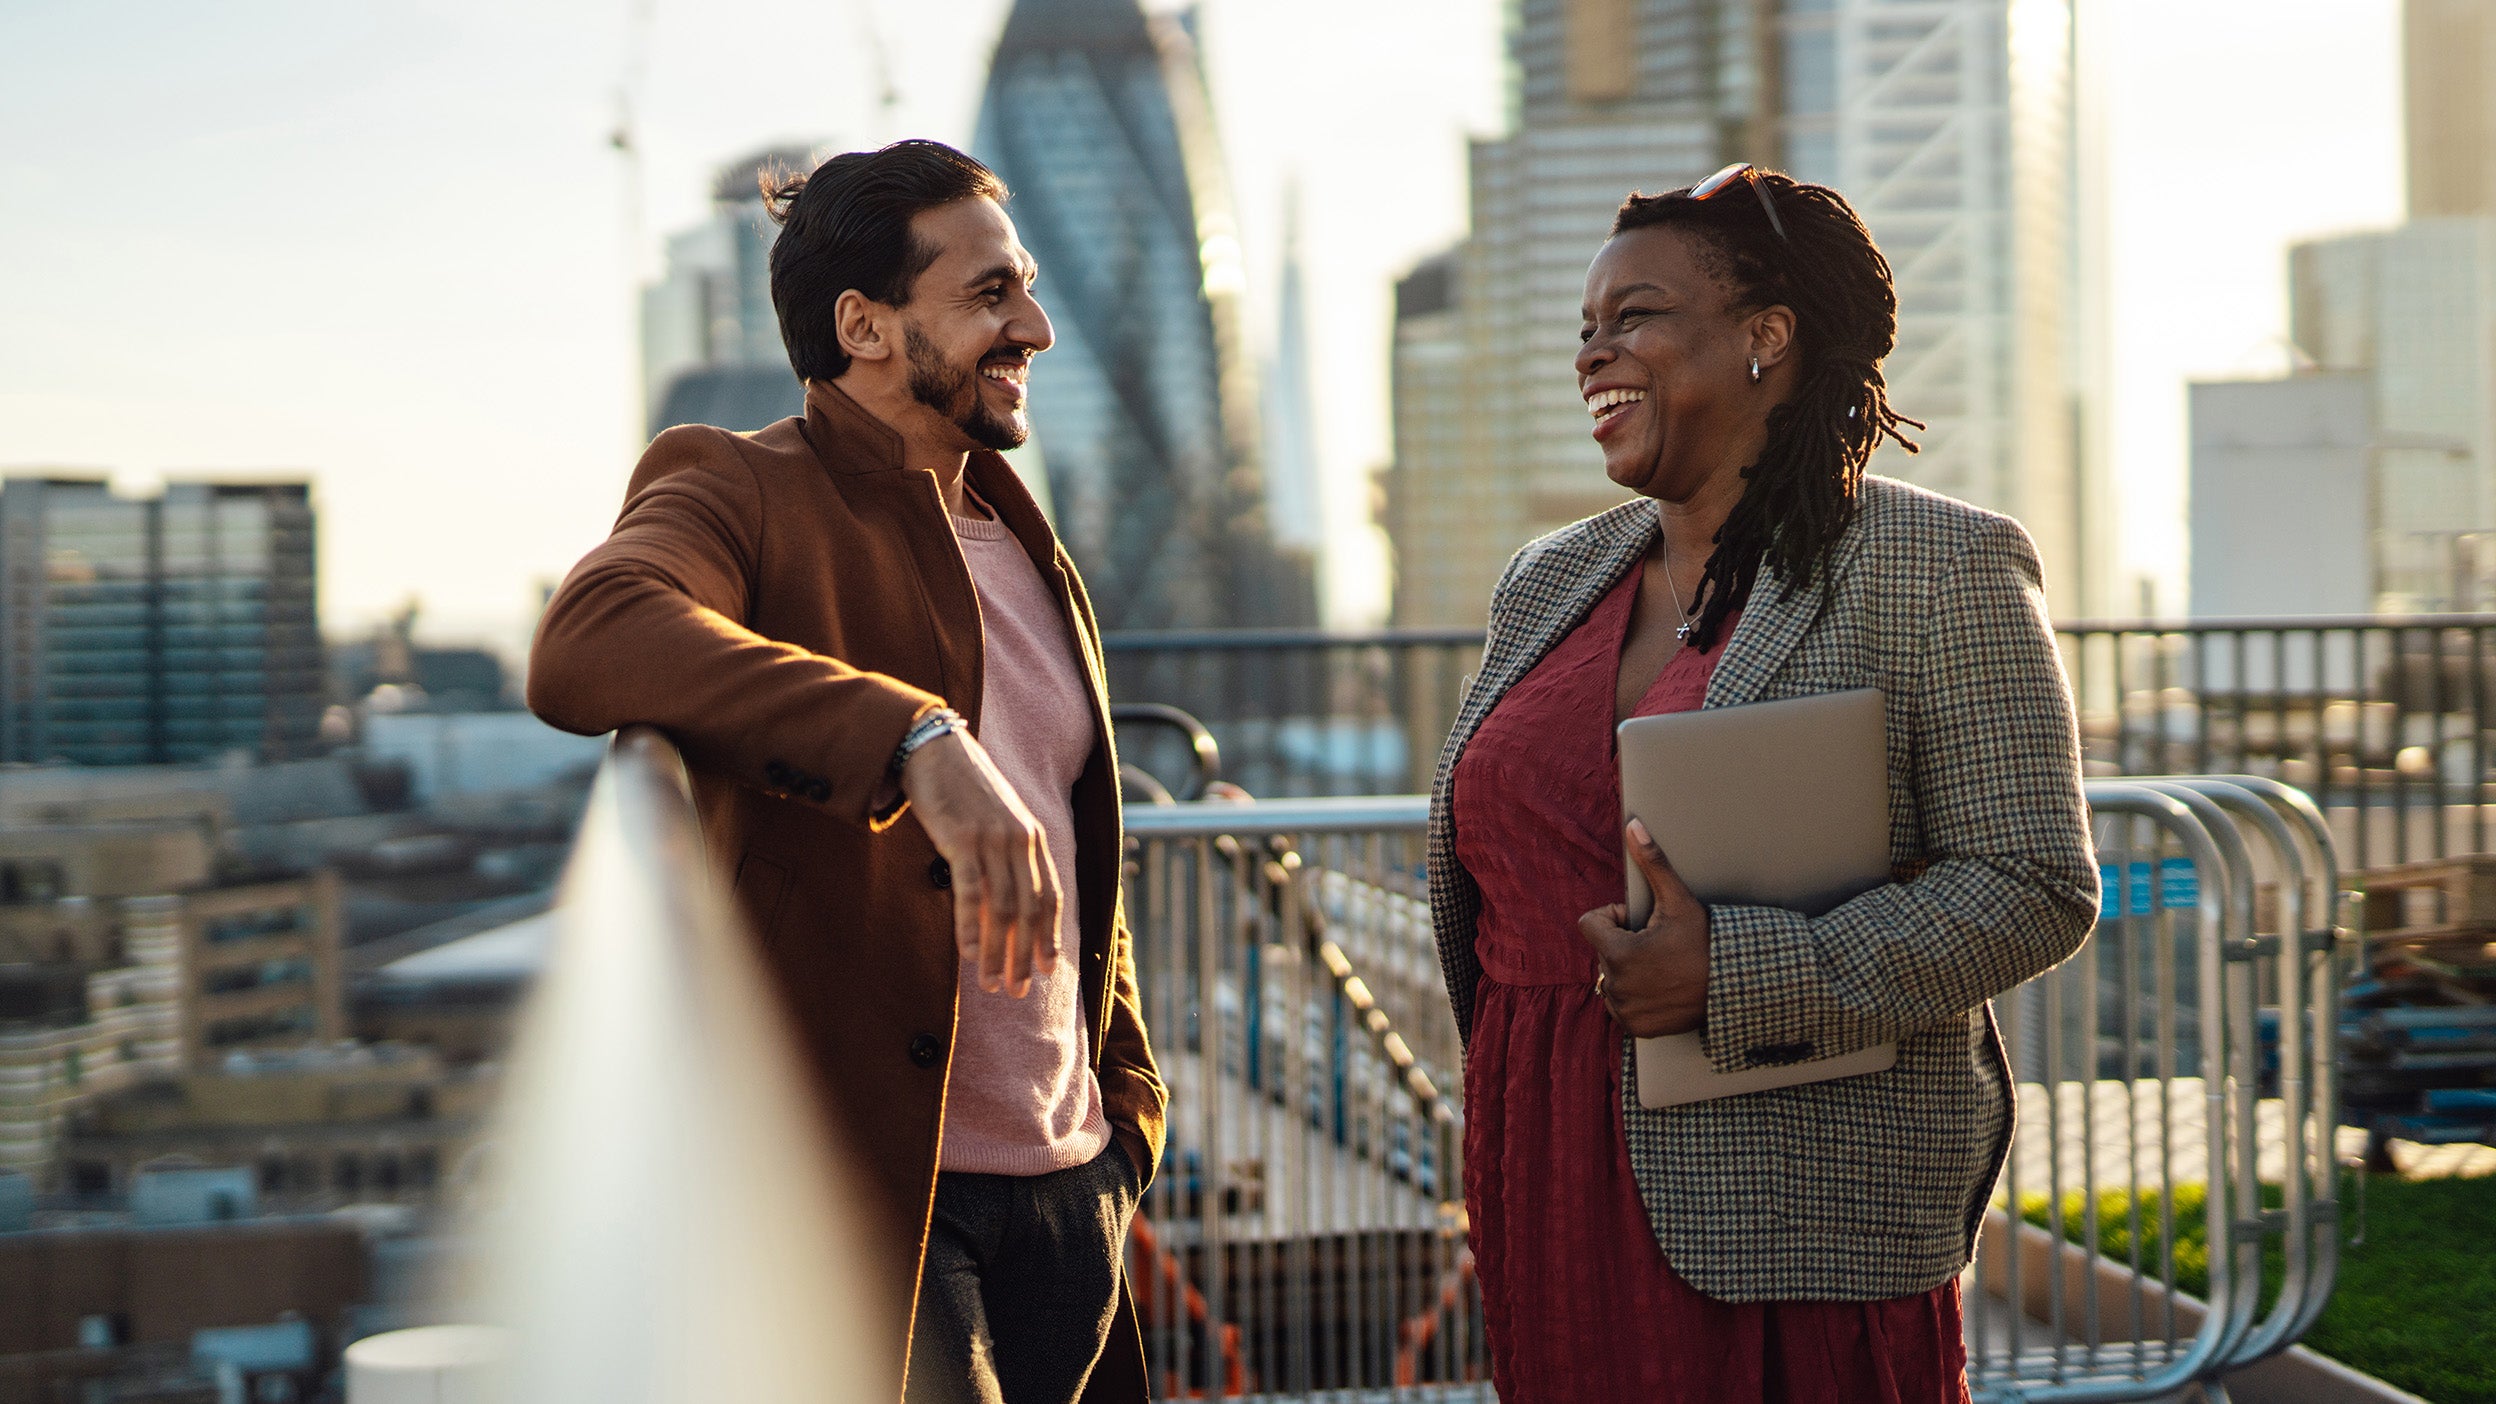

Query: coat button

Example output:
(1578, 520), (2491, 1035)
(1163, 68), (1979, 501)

(765, 760), (793, 784)
(929, 858), (951, 889)
(804, 778), (830, 803)
(908, 1034), (943, 1068)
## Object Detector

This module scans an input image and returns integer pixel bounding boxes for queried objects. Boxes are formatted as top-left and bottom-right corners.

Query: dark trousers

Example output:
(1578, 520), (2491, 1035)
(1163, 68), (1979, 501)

(905, 1139), (1141, 1404)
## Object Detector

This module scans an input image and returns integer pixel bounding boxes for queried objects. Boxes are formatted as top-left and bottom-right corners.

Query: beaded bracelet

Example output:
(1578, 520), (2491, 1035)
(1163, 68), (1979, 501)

(891, 706), (968, 781)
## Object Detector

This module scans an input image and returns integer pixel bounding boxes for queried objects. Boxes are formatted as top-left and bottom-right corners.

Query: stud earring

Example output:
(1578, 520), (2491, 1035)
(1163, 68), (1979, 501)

(1749, 356), (1762, 384)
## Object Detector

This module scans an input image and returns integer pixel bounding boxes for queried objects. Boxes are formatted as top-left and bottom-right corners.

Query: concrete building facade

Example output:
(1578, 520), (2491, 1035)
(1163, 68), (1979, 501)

(2187, 374), (2374, 620)
(0, 801), (344, 1181)
(2289, 221), (2496, 612)
(639, 148), (811, 439)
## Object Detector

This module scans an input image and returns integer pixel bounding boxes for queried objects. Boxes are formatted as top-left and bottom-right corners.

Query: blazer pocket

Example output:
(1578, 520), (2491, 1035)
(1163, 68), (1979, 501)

(729, 851), (793, 945)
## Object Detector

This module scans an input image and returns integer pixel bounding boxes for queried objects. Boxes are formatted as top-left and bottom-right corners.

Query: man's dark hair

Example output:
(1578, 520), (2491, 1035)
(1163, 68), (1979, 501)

(1610, 171), (1923, 651)
(762, 140), (1010, 381)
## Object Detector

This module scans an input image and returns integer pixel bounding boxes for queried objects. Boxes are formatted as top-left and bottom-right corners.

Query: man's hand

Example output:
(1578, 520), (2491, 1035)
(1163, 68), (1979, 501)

(901, 729), (1060, 997)
(1577, 818), (1711, 1037)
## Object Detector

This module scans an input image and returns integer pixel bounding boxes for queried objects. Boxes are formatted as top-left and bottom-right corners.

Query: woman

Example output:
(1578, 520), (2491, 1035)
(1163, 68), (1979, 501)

(1425, 165), (2097, 1402)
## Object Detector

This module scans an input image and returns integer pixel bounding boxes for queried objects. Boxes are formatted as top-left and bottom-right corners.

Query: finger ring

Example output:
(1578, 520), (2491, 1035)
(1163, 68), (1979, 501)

(1593, 970), (1610, 999)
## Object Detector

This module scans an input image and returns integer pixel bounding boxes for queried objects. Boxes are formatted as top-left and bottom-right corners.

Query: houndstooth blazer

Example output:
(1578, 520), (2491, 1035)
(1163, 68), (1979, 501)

(1427, 474), (2098, 1303)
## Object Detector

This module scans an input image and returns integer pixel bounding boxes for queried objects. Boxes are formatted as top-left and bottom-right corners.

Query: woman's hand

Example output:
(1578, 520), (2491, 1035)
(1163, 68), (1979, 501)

(1577, 818), (1712, 1036)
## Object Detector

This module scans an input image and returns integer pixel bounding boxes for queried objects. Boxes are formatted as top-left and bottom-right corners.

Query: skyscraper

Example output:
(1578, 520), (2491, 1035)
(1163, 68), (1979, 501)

(0, 477), (323, 766)
(2288, 223), (2496, 611)
(1781, 0), (2078, 592)
(2405, 0), (2496, 219)
(974, 0), (1315, 629)
(640, 148), (810, 439)
(1262, 186), (1326, 561)
(2258, 1), (2496, 613)
(1385, 0), (2080, 628)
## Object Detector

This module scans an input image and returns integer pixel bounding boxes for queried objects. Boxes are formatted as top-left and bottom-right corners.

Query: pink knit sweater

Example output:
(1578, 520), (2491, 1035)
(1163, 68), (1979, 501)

(937, 503), (1112, 1176)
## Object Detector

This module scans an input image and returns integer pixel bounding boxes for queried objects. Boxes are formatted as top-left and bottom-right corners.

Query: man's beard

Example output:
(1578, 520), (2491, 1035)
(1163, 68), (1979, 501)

(906, 324), (1027, 451)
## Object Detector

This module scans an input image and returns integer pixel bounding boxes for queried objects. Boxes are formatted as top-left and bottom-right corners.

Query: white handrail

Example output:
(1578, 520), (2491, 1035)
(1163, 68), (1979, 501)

(360, 727), (896, 1404)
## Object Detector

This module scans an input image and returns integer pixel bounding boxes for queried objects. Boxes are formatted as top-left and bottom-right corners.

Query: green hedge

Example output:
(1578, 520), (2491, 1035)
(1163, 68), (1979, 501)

(2019, 1175), (2496, 1403)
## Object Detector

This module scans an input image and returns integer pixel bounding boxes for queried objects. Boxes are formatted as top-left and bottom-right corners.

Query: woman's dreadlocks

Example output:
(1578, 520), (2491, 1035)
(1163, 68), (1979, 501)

(1609, 171), (1921, 651)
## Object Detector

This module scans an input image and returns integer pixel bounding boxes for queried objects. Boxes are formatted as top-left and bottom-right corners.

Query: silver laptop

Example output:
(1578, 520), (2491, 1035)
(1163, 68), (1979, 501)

(1617, 687), (1896, 1108)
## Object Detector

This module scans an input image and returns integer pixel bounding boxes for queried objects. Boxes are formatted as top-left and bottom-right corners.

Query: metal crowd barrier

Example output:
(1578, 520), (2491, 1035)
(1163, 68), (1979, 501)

(1972, 776), (2349, 1403)
(1123, 776), (2348, 1404)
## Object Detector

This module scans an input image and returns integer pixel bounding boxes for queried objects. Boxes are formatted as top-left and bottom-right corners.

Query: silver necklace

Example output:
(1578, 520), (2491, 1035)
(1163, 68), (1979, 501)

(1659, 539), (1696, 643)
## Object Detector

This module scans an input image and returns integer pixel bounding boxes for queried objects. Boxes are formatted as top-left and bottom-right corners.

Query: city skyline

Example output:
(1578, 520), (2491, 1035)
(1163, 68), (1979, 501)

(0, 0), (2405, 647)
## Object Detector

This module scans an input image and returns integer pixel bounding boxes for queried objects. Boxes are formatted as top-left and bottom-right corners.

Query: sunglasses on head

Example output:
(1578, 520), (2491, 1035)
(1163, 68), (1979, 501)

(1685, 162), (1787, 242)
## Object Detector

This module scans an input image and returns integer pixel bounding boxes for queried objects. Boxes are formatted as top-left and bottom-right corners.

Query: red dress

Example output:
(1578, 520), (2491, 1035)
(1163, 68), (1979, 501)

(1452, 565), (1968, 1404)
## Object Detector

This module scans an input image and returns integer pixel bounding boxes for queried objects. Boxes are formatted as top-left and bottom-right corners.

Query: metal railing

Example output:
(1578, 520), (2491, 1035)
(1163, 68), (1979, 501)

(1105, 629), (1484, 799)
(2061, 616), (2496, 869)
(1970, 776), (2350, 1402)
(1124, 777), (2348, 1403)
(1122, 798), (1471, 1399)
(1107, 616), (2496, 867)
(351, 727), (895, 1403)
(384, 733), (2347, 1403)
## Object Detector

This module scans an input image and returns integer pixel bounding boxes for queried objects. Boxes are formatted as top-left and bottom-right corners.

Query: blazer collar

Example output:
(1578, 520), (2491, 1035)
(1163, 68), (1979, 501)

(801, 379), (909, 475)
(1481, 498), (1658, 707)
(1489, 492), (1849, 714)
(799, 383), (1061, 577)
(1703, 492), (1876, 708)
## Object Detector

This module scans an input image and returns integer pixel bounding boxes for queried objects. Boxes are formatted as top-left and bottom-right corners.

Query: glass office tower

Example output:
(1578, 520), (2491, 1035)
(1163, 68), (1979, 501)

(0, 478), (322, 765)
(974, 0), (1315, 629)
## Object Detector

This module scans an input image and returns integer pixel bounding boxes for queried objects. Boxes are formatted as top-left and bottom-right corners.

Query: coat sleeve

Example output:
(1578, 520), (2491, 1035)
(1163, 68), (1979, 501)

(1696, 514), (2099, 1074)
(1095, 893), (1168, 1189)
(527, 426), (944, 828)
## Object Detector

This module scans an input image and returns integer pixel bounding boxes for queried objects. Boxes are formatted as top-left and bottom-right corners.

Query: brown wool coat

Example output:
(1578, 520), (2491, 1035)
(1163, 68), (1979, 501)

(529, 380), (1166, 1403)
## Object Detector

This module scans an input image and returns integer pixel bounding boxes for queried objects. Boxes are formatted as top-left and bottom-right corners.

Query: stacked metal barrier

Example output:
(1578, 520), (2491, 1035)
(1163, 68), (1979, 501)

(1971, 777), (2350, 1403)
(1121, 777), (2349, 1403)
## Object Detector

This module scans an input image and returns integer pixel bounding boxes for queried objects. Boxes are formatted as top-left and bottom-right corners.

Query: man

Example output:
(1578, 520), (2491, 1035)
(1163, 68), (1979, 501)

(529, 139), (1164, 1404)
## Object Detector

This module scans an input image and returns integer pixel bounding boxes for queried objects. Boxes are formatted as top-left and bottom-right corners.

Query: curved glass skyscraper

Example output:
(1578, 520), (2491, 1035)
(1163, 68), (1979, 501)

(975, 0), (1313, 629)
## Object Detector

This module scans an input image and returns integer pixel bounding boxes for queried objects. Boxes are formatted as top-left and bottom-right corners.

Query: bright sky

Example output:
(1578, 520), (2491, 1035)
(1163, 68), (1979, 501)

(0, 0), (2404, 647)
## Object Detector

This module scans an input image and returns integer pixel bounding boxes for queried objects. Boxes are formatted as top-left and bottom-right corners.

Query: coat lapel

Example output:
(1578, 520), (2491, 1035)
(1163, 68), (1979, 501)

(1701, 494), (1873, 708)
(1478, 500), (1658, 711)
(1703, 565), (1815, 708)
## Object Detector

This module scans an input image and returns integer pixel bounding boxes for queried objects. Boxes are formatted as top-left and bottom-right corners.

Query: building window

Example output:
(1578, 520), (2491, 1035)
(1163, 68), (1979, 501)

(205, 1006), (318, 1049)
(1563, 0), (1636, 103)
(63, 1048), (82, 1085)
(203, 906), (309, 944)
(334, 1155), (362, 1193)
(202, 958), (314, 997)
(0, 861), (65, 904)
(118, 1039), (138, 1063)
(1782, 25), (1838, 117)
